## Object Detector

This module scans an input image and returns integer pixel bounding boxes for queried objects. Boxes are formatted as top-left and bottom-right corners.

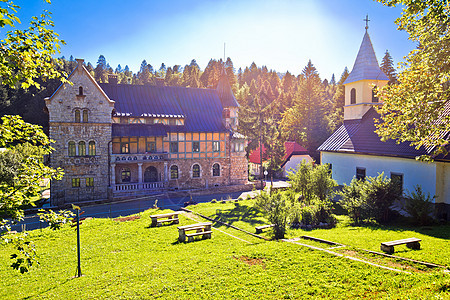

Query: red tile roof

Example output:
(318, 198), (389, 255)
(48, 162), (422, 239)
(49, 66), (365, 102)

(249, 141), (309, 164)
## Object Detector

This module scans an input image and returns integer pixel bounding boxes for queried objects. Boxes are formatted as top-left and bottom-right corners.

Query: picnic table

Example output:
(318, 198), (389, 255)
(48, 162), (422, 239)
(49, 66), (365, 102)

(380, 237), (421, 254)
(255, 224), (275, 234)
(150, 211), (181, 227)
(178, 222), (213, 242)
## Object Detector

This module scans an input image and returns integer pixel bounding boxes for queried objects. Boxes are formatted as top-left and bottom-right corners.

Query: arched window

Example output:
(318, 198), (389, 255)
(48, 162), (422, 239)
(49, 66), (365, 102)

(88, 141), (96, 156)
(74, 110), (81, 123)
(144, 166), (158, 182)
(212, 163), (220, 177)
(78, 141), (86, 156)
(121, 168), (131, 182)
(68, 141), (76, 156)
(350, 88), (356, 104)
(170, 165), (178, 179)
(192, 164), (200, 178)
(82, 110), (88, 123)
(372, 86), (379, 103)
(78, 86), (83, 96)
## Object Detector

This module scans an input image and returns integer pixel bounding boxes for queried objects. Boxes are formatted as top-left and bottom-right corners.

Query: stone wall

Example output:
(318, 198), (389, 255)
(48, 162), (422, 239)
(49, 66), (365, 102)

(46, 60), (114, 205)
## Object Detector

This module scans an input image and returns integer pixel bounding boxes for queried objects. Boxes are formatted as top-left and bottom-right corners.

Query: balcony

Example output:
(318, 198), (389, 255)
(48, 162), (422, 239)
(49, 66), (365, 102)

(114, 181), (165, 192)
(111, 152), (169, 164)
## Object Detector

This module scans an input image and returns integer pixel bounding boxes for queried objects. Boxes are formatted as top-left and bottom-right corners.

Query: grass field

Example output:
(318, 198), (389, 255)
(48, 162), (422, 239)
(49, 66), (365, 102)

(1, 200), (449, 299)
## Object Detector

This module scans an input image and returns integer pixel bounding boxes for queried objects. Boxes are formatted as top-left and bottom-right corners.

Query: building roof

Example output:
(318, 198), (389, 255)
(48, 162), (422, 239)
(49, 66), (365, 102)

(318, 106), (450, 161)
(216, 71), (239, 108)
(249, 141), (309, 165)
(100, 84), (228, 133)
(343, 31), (389, 85)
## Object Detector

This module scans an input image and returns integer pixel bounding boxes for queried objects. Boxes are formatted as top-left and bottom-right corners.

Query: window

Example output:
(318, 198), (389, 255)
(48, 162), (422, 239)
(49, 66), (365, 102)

(356, 167), (366, 180)
(192, 164), (200, 178)
(78, 86), (83, 96)
(146, 142), (156, 152)
(72, 178), (80, 188)
(391, 173), (403, 193)
(212, 163), (220, 177)
(82, 110), (88, 122)
(170, 165), (178, 179)
(213, 141), (220, 152)
(121, 142), (130, 153)
(88, 141), (96, 156)
(372, 86), (379, 103)
(350, 88), (356, 104)
(192, 141), (200, 152)
(327, 163), (333, 177)
(121, 168), (131, 182)
(170, 142), (178, 153)
(86, 177), (94, 187)
(68, 141), (76, 156)
(78, 141), (86, 156)
(75, 110), (81, 123)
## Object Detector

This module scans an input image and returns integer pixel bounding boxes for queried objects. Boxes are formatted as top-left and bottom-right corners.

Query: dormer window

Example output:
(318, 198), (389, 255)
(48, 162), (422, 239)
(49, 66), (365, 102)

(75, 109), (81, 123)
(78, 86), (83, 96)
(350, 88), (356, 104)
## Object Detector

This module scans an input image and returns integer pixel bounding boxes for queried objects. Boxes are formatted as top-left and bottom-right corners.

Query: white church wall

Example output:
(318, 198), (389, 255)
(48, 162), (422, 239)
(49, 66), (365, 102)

(283, 155), (313, 176)
(321, 152), (438, 200)
(436, 162), (450, 204)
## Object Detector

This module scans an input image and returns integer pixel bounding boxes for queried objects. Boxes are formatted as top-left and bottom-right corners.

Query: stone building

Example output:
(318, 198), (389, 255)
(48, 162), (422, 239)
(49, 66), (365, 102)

(45, 59), (248, 206)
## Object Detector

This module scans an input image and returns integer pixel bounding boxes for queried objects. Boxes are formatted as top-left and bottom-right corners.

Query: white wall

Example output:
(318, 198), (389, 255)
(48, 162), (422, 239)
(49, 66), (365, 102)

(284, 155), (313, 177)
(321, 152), (441, 201)
(436, 162), (450, 204)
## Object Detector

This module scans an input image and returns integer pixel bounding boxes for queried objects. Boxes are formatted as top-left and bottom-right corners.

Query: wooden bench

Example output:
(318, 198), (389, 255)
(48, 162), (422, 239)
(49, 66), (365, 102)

(150, 211), (181, 227)
(255, 224), (275, 234)
(178, 222), (212, 242)
(381, 238), (421, 254)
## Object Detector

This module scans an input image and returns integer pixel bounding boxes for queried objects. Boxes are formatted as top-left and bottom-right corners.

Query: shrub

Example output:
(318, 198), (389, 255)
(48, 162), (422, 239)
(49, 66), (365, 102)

(211, 199), (217, 203)
(404, 185), (435, 226)
(254, 191), (289, 239)
(289, 203), (303, 227)
(362, 173), (402, 223)
(300, 205), (317, 226)
(339, 178), (365, 224)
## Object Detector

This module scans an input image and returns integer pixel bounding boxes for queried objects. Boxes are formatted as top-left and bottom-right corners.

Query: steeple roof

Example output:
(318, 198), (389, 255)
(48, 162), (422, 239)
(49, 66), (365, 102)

(343, 31), (389, 85)
(216, 70), (239, 108)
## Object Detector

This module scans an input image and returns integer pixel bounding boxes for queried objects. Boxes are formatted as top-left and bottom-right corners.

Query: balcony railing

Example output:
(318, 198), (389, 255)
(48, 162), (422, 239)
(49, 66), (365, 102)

(111, 152), (168, 163)
(114, 181), (165, 192)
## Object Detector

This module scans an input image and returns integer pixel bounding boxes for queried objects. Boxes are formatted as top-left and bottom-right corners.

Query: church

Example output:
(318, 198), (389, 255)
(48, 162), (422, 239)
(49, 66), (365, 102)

(45, 59), (248, 206)
(318, 27), (450, 220)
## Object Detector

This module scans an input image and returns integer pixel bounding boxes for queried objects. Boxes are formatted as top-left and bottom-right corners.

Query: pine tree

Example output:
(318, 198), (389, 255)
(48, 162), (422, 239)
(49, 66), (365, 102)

(380, 50), (397, 84)
(138, 60), (152, 84)
(94, 55), (108, 83)
(330, 73), (336, 85)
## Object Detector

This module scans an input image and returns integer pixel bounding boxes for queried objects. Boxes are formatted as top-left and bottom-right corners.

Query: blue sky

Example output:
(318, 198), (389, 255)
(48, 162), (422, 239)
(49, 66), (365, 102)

(13, 0), (414, 81)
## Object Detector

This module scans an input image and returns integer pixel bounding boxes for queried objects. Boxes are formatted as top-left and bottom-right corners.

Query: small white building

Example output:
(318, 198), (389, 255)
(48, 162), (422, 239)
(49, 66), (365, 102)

(318, 27), (450, 220)
(249, 141), (313, 177)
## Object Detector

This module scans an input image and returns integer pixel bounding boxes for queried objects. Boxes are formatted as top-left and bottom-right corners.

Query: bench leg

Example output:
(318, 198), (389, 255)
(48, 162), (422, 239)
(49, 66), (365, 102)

(188, 236), (194, 242)
(256, 229), (262, 234)
(406, 242), (420, 250)
(179, 231), (186, 242)
(151, 220), (157, 227)
(381, 244), (394, 254)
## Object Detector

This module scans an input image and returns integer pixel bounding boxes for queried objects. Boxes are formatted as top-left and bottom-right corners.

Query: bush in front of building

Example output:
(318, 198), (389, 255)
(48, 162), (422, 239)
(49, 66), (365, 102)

(339, 173), (402, 224)
(254, 191), (290, 239)
(404, 185), (435, 226)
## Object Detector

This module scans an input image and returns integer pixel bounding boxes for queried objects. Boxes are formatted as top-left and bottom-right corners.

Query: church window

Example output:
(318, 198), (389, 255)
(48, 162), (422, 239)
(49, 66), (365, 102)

(121, 142), (130, 153)
(146, 141), (156, 152)
(68, 141), (76, 156)
(72, 178), (80, 188)
(88, 141), (96, 156)
(82, 110), (88, 122)
(212, 163), (220, 177)
(192, 142), (200, 152)
(390, 173), (403, 193)
(75, 110), (81, 123)
(170, 165), (179, 179)
(86, 177), (94, 187)
(372, 86), (379, 103)
(213, 141), (220, 152)
(170, 142), (178, 153)
(192, 164), (200, 178)
(78, 86), (83, 96)
(78, 141), (86, 156)
(350, 88), (356, 104)
(121, 168), (131, 182)
(356, 167), (366, 180)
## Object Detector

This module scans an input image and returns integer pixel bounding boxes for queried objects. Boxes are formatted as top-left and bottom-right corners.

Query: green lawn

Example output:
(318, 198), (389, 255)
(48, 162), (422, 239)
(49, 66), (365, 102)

(1, 201), (449, 299)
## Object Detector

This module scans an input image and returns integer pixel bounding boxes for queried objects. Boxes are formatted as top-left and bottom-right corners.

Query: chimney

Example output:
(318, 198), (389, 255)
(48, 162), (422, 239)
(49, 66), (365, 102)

(75, 58), (84, 74)
(108, 74), (118, 84)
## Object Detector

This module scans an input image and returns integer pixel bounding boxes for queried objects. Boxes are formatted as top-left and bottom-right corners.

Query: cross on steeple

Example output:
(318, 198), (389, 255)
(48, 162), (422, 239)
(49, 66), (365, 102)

(364, 14), (370, 31)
